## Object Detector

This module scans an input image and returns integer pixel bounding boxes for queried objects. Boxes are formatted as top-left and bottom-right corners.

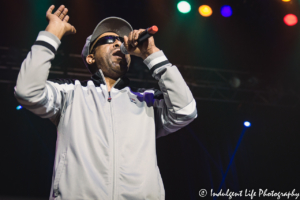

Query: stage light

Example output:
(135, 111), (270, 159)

(229, 77), (241, 88)
(244, 121), (251, 127)
(284, 14), (298, 26)
(177, 1), (191, 14)
(16, 105), (22, 110)
(199, 5), (213, 17)
(282, 0), (291, 2)
(221, 5), (232, 17)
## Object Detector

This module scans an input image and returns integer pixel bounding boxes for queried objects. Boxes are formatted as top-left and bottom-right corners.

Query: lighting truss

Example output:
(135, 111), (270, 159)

(1, 46), (299, 107)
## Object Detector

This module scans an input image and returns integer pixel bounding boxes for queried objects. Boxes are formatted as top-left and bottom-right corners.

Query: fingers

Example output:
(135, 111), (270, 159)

(64, 24), (77, 36)
(124, 35), (129, 49)
(124, 35), (135, 52)
(133, 31), (139, 46)
(128, 31), (133, 47)
(134, 29), (144, 46)
(71, 26), (77, 34)
(128, 29), (146, 47)
(48, 4), (69, 21)
(47, 5), (68, 21)
(63, 15), (70, 22)
(46, 5), (55, 16)
(59, 8), (68, 20)
(131, 30), (139, 46)
(54, 5), (65, 17)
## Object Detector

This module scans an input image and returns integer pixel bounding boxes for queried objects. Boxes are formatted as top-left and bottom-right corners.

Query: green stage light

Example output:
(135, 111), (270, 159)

(177, 1), (191, 14)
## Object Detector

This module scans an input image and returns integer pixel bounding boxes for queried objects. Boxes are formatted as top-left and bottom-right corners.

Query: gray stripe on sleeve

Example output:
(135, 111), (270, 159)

(14, 87), (49, 110)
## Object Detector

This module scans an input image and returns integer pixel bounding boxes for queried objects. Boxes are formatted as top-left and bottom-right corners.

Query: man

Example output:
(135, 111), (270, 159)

(14, 4), (197, 200)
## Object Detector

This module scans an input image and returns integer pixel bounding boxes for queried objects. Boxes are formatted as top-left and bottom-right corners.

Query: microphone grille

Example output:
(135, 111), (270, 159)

(120, 43), (129, 55)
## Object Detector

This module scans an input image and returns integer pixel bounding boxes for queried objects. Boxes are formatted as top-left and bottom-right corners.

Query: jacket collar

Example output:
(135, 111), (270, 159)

(91, 69), (130, 90)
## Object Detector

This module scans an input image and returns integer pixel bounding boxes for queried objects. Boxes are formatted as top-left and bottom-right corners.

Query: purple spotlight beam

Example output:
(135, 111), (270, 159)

(221, 5), (232, 17)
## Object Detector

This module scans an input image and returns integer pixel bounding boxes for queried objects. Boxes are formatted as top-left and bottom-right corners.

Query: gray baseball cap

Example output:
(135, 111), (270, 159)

(81, 17), (133, 73)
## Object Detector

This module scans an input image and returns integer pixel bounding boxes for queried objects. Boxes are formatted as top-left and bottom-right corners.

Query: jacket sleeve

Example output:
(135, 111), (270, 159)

(143, 50), (198, 138)
(14, 31), (64, 122)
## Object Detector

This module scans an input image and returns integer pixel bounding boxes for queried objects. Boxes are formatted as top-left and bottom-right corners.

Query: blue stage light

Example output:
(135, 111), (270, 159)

(244, 121), (251, 127)
(221, 5), (232, 17)
(16, 105), (22, 110)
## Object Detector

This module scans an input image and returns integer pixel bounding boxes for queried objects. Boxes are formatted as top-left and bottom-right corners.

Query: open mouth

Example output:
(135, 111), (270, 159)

(112, 49), (125, 59)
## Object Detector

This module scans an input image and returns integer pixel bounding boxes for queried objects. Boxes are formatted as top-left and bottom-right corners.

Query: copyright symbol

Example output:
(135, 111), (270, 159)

(199, 189), (207, 197)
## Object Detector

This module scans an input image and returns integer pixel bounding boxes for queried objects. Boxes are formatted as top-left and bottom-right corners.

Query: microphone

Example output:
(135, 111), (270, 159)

(120, 26), (158, 55)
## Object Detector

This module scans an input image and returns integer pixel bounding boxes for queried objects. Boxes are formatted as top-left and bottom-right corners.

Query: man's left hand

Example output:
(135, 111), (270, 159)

(124, 29), (160, 60)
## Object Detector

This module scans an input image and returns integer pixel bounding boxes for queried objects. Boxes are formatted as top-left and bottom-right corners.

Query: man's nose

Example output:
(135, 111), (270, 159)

(113, 39), (122, 48)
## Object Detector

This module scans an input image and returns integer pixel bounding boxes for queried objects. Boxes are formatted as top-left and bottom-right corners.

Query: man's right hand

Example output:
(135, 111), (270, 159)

(45, 5), (76, 40)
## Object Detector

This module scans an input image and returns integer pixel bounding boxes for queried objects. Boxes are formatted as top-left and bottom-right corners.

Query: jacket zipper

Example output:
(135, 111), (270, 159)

(108, 91), (112, 102)
(108, 90), (116, 200)
(105, 77), (120, 200)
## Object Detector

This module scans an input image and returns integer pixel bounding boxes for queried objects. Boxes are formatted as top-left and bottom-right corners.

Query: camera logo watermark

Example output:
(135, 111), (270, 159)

(198, 189), (299, 199)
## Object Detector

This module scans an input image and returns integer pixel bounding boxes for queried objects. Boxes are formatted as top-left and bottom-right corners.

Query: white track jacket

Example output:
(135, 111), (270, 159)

(14, 31), (197, 200)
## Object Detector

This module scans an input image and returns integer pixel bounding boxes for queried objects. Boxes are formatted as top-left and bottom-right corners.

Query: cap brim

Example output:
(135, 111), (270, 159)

(90, 17), (133, 45)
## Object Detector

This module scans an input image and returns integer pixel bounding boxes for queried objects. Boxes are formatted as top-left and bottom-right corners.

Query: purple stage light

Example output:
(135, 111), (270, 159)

(221, 5), (232, 17)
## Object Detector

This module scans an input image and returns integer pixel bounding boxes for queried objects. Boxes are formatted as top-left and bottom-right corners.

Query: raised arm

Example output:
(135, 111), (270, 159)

(14, 5), (76, 121)
(145, 51), (197, 138)
(124, 29), (197, 138)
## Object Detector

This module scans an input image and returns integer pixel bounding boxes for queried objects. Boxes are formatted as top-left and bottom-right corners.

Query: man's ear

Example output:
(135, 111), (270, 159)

(86, 54), (95, 65)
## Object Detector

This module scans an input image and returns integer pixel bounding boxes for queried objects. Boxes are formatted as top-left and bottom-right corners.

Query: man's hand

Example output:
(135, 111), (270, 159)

(45, 5), (76, 40)
(124, 29), (160, 60)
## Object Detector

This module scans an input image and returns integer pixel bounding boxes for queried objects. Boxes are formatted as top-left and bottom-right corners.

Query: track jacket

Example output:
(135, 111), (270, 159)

(14, 31), (197, 200)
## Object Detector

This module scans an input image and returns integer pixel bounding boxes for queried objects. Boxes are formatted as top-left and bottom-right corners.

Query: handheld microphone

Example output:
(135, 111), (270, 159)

(120, 26), (158, 55)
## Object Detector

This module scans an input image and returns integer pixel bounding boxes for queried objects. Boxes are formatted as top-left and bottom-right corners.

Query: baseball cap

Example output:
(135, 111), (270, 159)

(81, 17), (133, 73)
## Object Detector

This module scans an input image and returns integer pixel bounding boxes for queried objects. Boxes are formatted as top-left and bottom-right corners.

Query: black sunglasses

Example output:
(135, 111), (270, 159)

(93, 35), (124, 48)
(90, 35), (124, 53)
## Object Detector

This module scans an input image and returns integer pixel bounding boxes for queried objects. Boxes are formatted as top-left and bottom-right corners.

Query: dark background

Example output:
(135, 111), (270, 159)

(0, 0), (300, 199)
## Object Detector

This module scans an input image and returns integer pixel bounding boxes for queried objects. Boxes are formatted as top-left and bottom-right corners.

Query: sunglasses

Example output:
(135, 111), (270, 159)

(90, 35), (124, 53)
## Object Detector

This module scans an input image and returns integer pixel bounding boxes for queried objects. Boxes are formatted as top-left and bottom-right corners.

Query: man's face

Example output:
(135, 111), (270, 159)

(92, 32), (131, 80)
